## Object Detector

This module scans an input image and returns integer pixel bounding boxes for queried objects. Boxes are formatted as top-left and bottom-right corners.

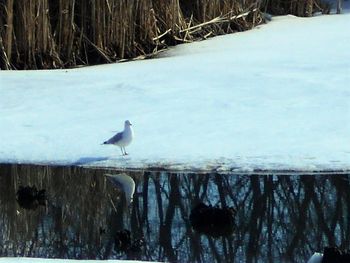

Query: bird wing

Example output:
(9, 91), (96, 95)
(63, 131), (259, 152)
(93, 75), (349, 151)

(104, 131), (123, 144)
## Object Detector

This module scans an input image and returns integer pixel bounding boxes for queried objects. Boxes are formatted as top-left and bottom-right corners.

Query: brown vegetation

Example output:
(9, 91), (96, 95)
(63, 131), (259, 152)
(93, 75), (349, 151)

(0, 0), (330, 70)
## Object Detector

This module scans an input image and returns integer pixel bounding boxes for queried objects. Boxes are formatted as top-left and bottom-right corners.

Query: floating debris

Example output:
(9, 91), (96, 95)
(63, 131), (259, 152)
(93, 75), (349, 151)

(322, 247), (350, 263)
(114, 229), (144, 256)
(115, 229), (132, 251)
(16, 185), (47, 210)
(190, 202), (236, 237)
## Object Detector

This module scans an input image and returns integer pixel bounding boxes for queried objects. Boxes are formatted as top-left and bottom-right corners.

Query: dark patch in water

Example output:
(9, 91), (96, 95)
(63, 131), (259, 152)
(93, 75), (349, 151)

(190, 202), (236, 237)
(114, 229), (144, 258)
(322, 247), (350, 263)
(16, 185), (46, 210)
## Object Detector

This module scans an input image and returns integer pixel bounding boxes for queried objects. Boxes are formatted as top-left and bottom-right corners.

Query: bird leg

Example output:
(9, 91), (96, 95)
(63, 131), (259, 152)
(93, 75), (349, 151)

(123, 147), (128, 155)
(120, 147), (125, 156)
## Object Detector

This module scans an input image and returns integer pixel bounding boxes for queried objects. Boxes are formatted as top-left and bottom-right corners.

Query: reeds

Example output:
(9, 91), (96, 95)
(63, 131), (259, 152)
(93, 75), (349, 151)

(264, 0), (330, 16)
(0, 0), (330, 70)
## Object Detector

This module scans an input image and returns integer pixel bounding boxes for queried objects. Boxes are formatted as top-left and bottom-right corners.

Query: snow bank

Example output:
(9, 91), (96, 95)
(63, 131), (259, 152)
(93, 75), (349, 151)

(1, 13), (349, 172)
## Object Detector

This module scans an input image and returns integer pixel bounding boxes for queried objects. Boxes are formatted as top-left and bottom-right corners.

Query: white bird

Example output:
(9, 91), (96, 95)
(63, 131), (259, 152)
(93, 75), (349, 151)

(105, 173), (135, 207)
(103, 120), (134, 156)
(307, 252), (323, 263)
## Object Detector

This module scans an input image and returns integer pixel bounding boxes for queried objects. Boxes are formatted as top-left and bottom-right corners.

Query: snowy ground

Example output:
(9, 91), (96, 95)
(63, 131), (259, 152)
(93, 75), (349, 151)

(1, 12), (350, 172)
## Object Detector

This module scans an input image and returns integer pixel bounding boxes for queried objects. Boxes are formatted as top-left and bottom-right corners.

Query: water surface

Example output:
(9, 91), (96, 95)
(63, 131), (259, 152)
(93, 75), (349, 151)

(0, 164), (349, 262)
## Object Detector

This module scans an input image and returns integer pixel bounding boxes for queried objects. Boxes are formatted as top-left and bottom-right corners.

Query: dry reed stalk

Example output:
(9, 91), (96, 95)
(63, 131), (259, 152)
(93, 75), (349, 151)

(4, 0), (13, 61)
(57, 0), (75, 60)
(306, 0), (314, 16)
(337, 0), (342, 14)
(0, 35), (11, 69)
(266, 0), (327, 16)
(22, 0), (35, 67)
(180, 6), (259, 34)
(1, 0), (326, 70)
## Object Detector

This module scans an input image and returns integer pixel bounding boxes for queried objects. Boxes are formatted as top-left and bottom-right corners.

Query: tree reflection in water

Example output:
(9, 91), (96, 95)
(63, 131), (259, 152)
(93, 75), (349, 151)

(0, 164), (349, 262)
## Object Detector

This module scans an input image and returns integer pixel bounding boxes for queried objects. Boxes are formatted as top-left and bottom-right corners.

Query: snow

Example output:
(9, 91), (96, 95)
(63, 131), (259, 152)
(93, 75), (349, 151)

(1, 12), (350, 172)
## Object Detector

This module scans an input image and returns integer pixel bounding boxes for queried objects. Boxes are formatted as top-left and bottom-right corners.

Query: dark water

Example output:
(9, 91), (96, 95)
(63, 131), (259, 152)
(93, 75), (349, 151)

(0, 164), (350, 263)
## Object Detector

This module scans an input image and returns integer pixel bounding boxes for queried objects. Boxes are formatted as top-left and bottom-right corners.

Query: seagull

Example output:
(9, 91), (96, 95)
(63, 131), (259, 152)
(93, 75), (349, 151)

(307, 252), (323, 263)
(103, 120), (134, 156)
(307, 247), (350, 263)
(105, 173), (135, 207)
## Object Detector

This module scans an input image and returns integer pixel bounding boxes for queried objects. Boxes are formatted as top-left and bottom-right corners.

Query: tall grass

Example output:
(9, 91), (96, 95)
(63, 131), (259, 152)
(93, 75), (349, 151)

(0, 0), (330, 70)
